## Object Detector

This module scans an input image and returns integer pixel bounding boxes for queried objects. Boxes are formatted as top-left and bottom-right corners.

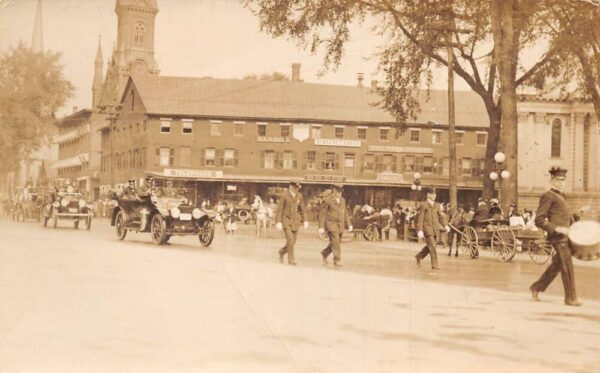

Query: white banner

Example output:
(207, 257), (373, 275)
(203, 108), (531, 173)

(163, 169), (224, 178)
(314, 138), (361, 148)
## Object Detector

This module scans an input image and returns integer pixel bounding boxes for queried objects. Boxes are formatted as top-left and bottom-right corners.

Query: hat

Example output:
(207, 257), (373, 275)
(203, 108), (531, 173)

(490, 198), (499, 204)
(287, 181), (301, 189)
(423, 187), (436, 194)
(332, 183), (344, 191)
(549, 166), (567, 179)
(478, 197), (486, 203)
(128, 179), (136, 183)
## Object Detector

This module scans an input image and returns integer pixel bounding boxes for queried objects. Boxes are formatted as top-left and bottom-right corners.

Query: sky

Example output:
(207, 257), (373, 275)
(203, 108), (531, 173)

(0, 0), (468, 116)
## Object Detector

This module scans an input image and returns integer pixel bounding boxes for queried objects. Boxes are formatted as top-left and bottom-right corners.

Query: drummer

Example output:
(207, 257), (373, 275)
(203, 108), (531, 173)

(529, 167), (581, 306)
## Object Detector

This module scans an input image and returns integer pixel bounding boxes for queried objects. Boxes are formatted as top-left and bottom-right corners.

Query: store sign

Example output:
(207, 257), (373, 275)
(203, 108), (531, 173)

(163, 169), (224, 178)
(376, 173), (405, 183)
(226, 185), (237, 191)
(292, 123), (310, 142)
(368, 145), (433, 154)
(314, 138), (361, 148)
(304, 175), (347, 182)
(257, 136), (289, 143)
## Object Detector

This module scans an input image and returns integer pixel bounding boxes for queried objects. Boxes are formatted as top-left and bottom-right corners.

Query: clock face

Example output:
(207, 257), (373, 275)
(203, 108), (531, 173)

(132, 61), (147, 75)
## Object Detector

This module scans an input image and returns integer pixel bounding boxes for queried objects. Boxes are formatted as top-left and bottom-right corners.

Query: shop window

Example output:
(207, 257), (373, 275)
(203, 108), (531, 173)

(357, 127), (367, 140)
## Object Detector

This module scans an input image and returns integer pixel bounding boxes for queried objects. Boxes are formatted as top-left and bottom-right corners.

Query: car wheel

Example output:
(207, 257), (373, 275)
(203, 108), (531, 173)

(85, 215), (92, 230)
(74, 220), (79, 229)
(151, 214), (168, 245)
(199, 220), (215, 247)
(52, 209), (58, 228)
(115, 211), (127, 240)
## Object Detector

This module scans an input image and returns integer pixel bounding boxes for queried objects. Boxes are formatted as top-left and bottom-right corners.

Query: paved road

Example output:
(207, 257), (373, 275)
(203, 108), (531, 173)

(1, 218), (600, 372)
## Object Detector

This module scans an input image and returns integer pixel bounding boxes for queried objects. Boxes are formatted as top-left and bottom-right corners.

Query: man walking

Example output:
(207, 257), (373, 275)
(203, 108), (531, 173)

(415, 187), (449, 270)
(275, 181), (308, 265)
(319, 184), (353, 267)
(529, 167), (581, 306)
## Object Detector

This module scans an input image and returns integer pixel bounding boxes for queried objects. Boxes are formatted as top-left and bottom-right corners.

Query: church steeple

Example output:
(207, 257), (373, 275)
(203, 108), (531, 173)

(92, 36), (104, 109)
(31, 0), (43, 53)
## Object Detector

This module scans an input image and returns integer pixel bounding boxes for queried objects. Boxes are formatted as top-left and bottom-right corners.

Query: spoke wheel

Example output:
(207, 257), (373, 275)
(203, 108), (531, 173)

(528, 241), (554, 265)
(198, 220), (215, 247)
(491, 228), (517, 262)
(115, 211), (127, 240)
(151, 214), (168, 245)
(362, 225), (376, 242)
(459, 226), (479, 258)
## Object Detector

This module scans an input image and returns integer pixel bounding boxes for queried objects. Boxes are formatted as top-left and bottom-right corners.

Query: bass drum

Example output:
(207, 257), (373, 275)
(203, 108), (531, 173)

(237, 209), (250, 222)
(568, 220), (600, 261)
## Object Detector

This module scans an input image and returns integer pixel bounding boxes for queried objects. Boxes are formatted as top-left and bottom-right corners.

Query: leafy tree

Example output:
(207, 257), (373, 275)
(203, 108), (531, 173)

(243, 71), (290, 81)
(244, 0), (556, 209)
(0, 43), (73, 175)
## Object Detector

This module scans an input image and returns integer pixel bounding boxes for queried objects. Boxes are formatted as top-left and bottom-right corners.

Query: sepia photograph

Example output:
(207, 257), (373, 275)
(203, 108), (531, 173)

(1, 0), (600, 371)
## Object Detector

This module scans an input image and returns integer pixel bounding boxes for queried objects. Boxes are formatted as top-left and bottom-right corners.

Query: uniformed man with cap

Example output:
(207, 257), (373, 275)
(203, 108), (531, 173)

(318, 183), (353, 267)
(415, 187), (449, 270)
(120, 179), (137, 199)
(275, 181), (308, 265)
(529, 167), (581, 306)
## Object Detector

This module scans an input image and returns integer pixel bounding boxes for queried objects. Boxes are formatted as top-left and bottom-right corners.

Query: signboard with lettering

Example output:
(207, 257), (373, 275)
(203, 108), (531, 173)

(368, 145), (433, 154)
(163, 169), (224, 178)
(304, 175), (347, 182)
(376, 173), (405, 183)
(314, 138), (361, 148)
(257, 136), (289, 143)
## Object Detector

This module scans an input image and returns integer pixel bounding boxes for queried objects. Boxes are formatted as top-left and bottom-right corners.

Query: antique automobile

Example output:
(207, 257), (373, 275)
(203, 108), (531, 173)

(40, 185), (93, 229)
(11, 187), (44, 222)
(111, 186), (215, 247)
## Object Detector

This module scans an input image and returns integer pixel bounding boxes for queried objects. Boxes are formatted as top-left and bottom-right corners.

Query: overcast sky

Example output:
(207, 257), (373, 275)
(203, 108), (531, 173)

(0, 0), (467, 116)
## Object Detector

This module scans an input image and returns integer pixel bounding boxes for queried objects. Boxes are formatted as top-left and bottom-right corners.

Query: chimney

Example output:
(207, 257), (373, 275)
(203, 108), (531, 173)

(291, 63), (301, 82)
(72, 106), (78, 113)
(371, 80), (378, 90)
(357, 73), (364, 87)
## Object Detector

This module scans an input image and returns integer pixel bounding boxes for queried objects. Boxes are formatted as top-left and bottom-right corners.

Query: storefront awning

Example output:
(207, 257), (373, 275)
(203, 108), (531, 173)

(51, 153), (89, 169)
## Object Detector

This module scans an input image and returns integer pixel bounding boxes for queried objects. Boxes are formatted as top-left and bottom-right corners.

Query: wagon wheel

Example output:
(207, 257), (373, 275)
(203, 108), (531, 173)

(528, 241), (554, 265)
(362, 224), (377, 242)
(491, 228), (517, 262)
(459, 226), (478, 258)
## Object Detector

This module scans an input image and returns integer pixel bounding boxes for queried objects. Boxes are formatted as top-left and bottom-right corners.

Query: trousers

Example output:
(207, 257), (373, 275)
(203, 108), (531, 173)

(531, 241), (577, 303)
(416, 235), (439, 268)
(279, 228), (298, 263)
(322, 230), (343, 262)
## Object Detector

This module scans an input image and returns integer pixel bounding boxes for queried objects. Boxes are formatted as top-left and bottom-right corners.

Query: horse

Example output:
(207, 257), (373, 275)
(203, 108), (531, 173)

(252, 195), (273, 238)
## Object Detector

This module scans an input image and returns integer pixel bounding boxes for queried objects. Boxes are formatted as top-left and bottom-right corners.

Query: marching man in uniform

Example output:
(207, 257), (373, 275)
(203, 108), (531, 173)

(529, 167), (581, 306)
(415, 187), (449, 270)
(318, 183), (353, 267)
(275, 181), (308, 265)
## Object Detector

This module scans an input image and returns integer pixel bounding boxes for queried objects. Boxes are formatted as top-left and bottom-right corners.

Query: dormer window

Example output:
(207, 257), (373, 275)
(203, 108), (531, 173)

(134, 23), (145, 47)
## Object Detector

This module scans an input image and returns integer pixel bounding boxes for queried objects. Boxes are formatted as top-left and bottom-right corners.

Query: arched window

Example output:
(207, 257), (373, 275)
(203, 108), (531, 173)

(551, 118), (562, 157)
(134, 23), (145, 47)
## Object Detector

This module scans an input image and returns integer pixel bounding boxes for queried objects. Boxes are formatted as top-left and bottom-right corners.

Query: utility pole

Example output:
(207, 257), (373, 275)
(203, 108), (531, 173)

(447, 32), (458, 210)
(99, 104), (120, 189)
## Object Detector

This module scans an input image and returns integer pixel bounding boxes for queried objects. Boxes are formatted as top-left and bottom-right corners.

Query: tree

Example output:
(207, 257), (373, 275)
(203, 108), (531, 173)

(0, 43), (73, 176)
(243, 71), (290, 81)
(244, 0), (555, 210)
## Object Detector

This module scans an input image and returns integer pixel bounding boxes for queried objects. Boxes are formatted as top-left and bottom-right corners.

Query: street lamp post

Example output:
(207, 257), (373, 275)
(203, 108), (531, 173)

(489, 152), (510, 201)
(411, 172), (422, 208)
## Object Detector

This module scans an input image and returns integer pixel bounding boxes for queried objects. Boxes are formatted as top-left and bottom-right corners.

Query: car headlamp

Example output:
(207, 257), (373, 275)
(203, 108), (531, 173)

(60, 199), (69, 207)
(79, 199), (86, 208)
(170, 207), (181, 219)
(67, 186), (74, 193)
(192, 208), (203, 219)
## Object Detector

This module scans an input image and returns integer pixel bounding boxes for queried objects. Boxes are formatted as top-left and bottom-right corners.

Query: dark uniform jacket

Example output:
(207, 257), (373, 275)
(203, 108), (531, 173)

(535, 188), (576, 242)
(319, 195), (352, 233)
(417, 200), (447, 237)
(276, 190), (306, 231)
(472, 203), (489, 225)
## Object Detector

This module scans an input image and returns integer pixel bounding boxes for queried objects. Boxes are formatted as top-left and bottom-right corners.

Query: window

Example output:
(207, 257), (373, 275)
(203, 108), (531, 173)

(551, 118), (561, 157)
(257, 123), (267, 137)
(306, 151), (317, 170)
(210, 121), (222, 136)
(263, 150), (274, 169)
(344, 153), (355, 168)
(357, 127), (367, 140)
(456, 131), (464, 145)
(180, 146), (191, 166)
(204, 148), (216, 166)
(324, 152), (336, 170)
(414, 156), (424, 172)
(234, 122), (244, 137)
(363, 153), (375, 172)
(471, 159), (484, 177)
(224, 149), (236, 167)
(182, 120), (193, 134)
(432, 130), (442, 144)
(159, 147), (173, 166)
(281, 124), (290, 138)
(404, 155), (415, 172)
(461, 158), (471, 176)
(311, 125), (322, 139)
(380, 128), (390, 141)
(134, 23), (145, 47)
(160, 119), (171, 133)
(283, 151), (294, 169)
(476, 132), (487, 146)
(335, 126), (344, 139)
(410, 129), (420, 143)
(423, 156), (433, 173)
(381, 154), (393, 172)
(141, 147), (145, 167)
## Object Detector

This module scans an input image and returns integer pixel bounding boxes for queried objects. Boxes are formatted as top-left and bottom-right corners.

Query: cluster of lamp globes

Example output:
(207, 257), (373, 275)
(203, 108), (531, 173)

(411, 172), (422, 191)
(489, 152), (510, 181)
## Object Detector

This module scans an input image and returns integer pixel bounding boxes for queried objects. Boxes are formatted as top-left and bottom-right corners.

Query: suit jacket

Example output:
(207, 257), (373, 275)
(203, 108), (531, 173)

(275, 191), (306, 231)
(417, 201), (446, 237)
(472, 203), (489, 225)
(535, 188), (576, 241)
(319, 195), (352, 233)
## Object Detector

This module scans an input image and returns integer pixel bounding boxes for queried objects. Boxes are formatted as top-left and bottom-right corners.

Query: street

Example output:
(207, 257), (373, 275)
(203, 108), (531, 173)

(1, 219), (600, 372)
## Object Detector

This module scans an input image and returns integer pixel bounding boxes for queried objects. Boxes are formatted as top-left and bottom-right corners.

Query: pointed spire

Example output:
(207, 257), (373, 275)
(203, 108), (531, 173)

(31, 0), (43, 52)
(92, 35), (105, 108)
(95, 35), (103, 64)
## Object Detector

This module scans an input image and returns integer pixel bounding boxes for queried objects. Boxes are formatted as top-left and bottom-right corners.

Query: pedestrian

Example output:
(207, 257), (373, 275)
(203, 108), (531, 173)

(471, 197), (489, 226)
(319, 183), (353, 267)
(529, 167), (582, 306)
(447, 205), (465, 257)
(275, 181), (308, 265)
(415, 187), (449, 270)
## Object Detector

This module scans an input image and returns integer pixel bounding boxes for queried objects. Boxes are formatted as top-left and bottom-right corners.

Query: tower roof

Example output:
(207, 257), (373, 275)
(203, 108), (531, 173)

(95, 36), (103, 64)
(115, 0), (158, 11)
(31, 0), (43, 52)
